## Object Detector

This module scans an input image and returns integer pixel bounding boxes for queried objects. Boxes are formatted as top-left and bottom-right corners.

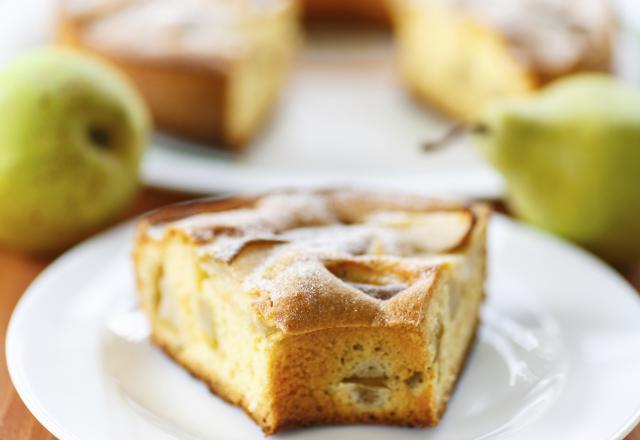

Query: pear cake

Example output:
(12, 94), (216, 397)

(133, 190), (490, 434)
(389, 0), (613, 122)
(57, 0), (300, 149)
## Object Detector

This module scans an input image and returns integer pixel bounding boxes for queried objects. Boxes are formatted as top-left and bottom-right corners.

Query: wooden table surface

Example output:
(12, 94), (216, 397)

(1, 187), (639, 440)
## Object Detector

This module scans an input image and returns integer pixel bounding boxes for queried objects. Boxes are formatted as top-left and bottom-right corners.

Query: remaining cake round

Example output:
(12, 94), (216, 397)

(133, 189), (490, 434)
(389, 0), (613, 122)
(57, 0), (301, 150)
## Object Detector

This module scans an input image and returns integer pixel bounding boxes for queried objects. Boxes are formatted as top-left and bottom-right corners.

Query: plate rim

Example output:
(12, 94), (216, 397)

(5, 220), (135, 440)
(6, 214), (640, 440)
(141, 139), (506, 199)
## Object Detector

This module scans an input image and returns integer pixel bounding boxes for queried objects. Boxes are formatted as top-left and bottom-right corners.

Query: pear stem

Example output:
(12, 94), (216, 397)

(422, 123), (489, 152)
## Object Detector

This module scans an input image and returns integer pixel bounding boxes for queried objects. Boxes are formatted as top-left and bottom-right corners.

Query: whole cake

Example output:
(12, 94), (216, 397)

(57, 0), (300, 149)
(133, 190), (490, 434)
(389, 0), (613, 122)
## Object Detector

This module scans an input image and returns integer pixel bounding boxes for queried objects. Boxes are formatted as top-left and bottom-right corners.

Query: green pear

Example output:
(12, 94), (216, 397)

(474, 74), (640, 265)
(0, 48), (150, 255)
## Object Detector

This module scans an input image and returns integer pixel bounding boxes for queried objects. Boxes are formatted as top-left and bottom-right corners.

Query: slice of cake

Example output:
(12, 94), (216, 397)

(57, 0), (300, 149)
(133, 190), (490, 434)
(389, 0), (613, 122)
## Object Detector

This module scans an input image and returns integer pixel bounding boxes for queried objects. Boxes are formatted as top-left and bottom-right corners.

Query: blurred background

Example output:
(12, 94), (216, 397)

(1, 0), (640, 436)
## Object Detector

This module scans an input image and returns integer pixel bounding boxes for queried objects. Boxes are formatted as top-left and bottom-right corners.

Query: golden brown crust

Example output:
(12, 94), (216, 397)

(138, 195), (259, 228)
(268, 326), (432, 431)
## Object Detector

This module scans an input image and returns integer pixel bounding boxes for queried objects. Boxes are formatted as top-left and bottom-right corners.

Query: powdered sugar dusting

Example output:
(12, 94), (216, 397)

(163, 193), (339, 263)
(150, 191), (474, 266)
(67, 0), (292, 59)
(253, 254), (329, 301)
(198, 234), (286, 263)
(146, 191), (478, 320)
(280, 225), (393, 256)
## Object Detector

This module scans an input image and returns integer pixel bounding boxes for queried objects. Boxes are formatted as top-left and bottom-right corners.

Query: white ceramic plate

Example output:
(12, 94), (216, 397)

(7, 214), (640, 440)
(140, 31), (504, 198)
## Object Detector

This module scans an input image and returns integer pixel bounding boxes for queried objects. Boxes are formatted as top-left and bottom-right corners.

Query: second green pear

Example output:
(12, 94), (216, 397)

(474, 74), (640, 265)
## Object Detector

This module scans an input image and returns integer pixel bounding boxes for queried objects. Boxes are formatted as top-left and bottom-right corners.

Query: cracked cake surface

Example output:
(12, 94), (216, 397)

(133, 189), (490, 434)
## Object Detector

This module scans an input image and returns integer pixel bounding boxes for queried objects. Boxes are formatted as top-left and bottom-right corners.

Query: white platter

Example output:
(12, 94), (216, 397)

(0, 0), (504, 198)
(7, 214), (640, 440)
